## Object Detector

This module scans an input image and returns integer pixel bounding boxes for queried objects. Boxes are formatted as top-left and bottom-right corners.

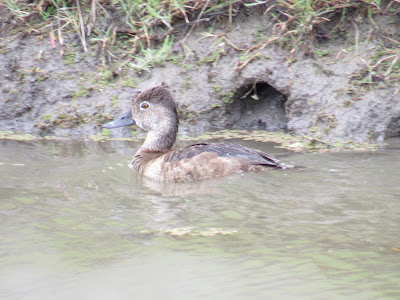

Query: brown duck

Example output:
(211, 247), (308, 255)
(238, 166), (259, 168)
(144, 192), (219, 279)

(103, 86), (288, 183)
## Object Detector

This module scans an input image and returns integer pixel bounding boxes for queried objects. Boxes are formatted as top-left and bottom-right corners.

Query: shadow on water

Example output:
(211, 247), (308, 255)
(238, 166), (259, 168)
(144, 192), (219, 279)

(0, 138), (400, 299)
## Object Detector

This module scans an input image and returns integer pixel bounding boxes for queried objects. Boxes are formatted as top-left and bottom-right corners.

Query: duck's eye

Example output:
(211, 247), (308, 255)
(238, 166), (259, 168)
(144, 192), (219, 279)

(140, 102), (150, 110)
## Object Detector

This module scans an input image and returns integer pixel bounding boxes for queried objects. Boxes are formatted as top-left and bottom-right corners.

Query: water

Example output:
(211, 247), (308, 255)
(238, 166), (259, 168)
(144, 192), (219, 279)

(1, 138), (400, 300)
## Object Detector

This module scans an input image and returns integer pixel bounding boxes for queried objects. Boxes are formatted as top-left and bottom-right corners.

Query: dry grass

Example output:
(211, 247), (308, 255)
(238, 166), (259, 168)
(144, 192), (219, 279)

(4, 0), (398, 77)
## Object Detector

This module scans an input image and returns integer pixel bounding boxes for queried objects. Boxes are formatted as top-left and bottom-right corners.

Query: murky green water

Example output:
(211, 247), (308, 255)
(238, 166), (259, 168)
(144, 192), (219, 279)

(1, 138), (400, 300)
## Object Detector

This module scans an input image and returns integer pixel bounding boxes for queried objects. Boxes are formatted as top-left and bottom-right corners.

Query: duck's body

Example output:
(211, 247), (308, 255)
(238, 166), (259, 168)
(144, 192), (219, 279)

(103, 86), (287, 183)
(132, 142), (284, 183)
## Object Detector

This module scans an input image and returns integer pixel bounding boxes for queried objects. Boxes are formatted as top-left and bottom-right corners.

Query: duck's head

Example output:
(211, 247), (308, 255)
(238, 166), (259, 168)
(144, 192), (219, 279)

(102, 86), (179, 132)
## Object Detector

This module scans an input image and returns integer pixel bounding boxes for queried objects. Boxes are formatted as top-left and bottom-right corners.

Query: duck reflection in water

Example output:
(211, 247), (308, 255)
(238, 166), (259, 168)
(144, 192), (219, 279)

(103, 86), (290, 183)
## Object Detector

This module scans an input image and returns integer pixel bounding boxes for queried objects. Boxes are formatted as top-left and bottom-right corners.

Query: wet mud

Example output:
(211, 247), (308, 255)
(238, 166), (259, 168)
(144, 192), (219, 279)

(1, 8), (399, 145)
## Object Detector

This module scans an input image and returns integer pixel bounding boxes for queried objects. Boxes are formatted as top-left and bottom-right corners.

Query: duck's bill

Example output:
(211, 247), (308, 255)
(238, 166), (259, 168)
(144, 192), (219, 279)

(102, 110), (136, 129)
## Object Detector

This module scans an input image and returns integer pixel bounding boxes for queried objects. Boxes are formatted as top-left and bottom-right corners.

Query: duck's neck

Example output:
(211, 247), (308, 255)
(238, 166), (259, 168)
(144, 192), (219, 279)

(139, 120), (178, 153)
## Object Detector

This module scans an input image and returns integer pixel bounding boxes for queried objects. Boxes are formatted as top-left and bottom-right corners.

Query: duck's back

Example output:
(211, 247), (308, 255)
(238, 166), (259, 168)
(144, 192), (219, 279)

(135, 143), (286, 183)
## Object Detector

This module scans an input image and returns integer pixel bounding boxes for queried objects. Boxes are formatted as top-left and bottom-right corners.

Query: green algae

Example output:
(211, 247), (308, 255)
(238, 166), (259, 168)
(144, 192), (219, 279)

(0, 131), (61, 141)
(178, 130), (378, 152)
(0, 130), (378, 152)
(161, 227), (238, 237)
(14, 196), (36, 204)
(88, 132), (139, 142)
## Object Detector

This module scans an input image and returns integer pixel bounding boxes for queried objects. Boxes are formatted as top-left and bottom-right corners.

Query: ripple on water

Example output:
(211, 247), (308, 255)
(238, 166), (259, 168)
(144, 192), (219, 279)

(0, 139), (400, 299)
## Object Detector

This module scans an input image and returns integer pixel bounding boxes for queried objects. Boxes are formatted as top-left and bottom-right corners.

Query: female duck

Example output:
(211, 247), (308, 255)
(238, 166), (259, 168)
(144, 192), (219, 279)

(103, 86), (288, 183)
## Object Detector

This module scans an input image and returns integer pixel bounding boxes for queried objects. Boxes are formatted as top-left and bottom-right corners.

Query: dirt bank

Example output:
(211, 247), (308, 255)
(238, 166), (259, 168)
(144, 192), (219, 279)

(1, 3), (399, 148)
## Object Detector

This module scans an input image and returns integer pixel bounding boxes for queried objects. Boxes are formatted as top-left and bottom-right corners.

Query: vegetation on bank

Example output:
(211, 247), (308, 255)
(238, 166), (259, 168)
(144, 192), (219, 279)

(4, 1), (399, 77)
(2, 1), (399, 146)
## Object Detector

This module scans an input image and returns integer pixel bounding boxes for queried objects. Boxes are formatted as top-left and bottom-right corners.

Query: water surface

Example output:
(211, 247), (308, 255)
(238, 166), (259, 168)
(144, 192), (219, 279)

(1, 138), (400, 299)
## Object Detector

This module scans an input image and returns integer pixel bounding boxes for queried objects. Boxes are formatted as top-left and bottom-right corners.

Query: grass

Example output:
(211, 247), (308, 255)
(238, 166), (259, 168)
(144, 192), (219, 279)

(5, 0), (239, 71)
(345, 42), (400, 92)
(129, 35), (174, 72)
(4, 0), (399, 79)
(272, 0), (383, 51)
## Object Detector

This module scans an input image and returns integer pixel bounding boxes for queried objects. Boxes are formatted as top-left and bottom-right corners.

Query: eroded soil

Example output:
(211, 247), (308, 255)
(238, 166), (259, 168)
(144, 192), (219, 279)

(1, 7), (399, 148)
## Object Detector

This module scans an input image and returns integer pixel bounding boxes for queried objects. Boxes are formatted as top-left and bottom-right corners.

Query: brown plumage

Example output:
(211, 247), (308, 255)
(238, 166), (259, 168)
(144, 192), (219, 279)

(103, 86), (288, 183)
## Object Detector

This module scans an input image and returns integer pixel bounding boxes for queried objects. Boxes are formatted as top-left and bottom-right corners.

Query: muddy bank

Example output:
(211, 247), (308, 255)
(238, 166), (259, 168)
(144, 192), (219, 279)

(1, 6), (399, 147)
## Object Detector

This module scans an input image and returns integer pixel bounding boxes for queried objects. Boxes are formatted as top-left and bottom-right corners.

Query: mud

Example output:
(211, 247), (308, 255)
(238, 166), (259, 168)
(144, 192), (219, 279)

(1, 7), (399, 145)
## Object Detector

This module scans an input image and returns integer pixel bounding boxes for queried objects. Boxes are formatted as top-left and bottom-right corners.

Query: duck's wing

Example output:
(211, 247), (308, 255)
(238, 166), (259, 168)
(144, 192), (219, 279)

(251, 148), (286, 168)
(164, 143), (210, 162)
(165, 143), (286, 169)
(215, 143), (286, 168)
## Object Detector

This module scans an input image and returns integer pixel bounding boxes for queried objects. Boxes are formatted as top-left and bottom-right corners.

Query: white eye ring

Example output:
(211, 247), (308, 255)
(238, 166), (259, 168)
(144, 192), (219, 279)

(140, 101), (150, 110)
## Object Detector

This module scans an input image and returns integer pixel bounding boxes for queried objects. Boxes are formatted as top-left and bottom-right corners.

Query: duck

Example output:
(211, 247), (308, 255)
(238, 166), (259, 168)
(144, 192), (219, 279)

(102, 86), (288, 183)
